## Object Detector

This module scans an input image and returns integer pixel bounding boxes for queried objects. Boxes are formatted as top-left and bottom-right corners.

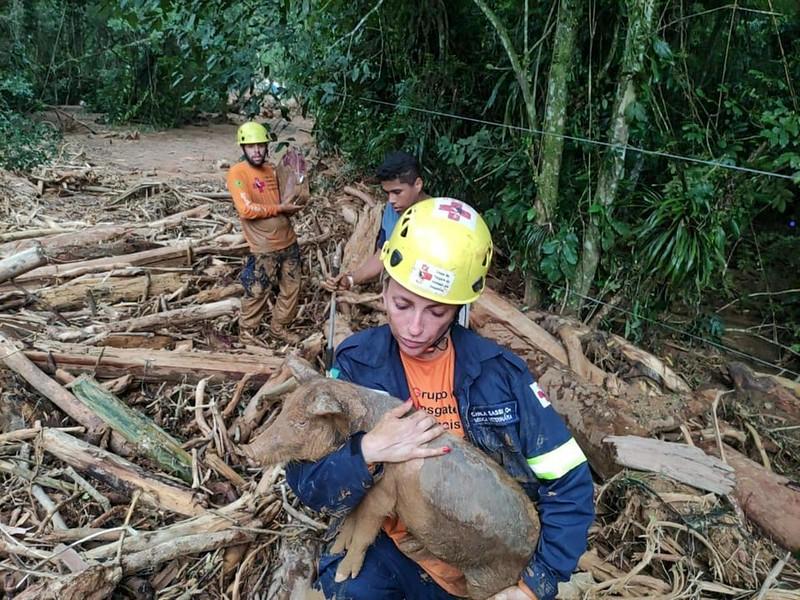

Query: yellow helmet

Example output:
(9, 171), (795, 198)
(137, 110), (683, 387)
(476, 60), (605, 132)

(380, 198), (493, 304)
(237, 122), (269, 144)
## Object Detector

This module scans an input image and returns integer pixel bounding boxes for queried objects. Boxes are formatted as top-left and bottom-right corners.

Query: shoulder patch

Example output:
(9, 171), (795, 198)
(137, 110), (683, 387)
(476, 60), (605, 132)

(234, 179), (244, 188)
(530, 381), (550, 408)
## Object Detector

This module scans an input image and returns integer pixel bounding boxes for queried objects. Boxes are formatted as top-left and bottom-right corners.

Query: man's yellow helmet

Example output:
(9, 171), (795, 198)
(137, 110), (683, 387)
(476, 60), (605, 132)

(237, 122), (269, 145)
(380, 198), (493, 305)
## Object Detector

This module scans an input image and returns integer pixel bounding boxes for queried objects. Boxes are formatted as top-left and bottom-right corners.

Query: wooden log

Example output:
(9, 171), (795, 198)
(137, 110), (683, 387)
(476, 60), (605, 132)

(39, 429), (204, 516)
(472, 288), (569, 365)
(0, 206), (211, 260)
(7, 243), (194, 287)
(700, 441), (800, 552)
(605, 435), (735, 495)
(66, 374), (193, 482)
(121, 528), (258, 574)
(727, 361), (800, 422)
(25, 342), (281, 383)
(84, 493), (264, 560)
(0, 332), (106, 436)
(34, 272), (190, 310)
(14, 564), (121, 600)
(99, 297), (240, 334)
(0, 245), (46, 283)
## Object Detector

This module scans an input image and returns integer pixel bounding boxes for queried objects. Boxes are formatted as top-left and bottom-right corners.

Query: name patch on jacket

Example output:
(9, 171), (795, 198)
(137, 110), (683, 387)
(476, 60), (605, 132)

(469, 402), (519, 426)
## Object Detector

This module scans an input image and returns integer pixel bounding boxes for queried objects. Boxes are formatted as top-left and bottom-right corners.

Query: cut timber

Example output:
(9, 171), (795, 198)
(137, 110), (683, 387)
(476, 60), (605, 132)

(0, 333), (106, 436)
(605, 435), (735, 495)
(39, 428), (203, 516)
(67, 375), (193, 482)
(473, 288), (569, 366)
(342, 203), (383, 275)
(700, 441), (800, 552)
(35, 272), (190, 310)
(25, 341), (281, 383)
(0, 245), (46, 283)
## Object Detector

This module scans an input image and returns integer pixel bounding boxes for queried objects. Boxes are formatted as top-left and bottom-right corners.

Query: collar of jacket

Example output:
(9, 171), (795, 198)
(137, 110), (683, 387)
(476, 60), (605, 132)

(340, 324), (504, 380)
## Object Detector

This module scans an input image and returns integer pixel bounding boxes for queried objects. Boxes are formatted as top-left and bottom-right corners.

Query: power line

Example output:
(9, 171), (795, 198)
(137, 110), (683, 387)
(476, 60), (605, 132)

(336, 93), (798, 182)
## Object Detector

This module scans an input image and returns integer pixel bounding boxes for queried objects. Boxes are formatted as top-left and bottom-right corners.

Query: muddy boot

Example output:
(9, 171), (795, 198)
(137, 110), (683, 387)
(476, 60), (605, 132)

(269, 323), (301, 344)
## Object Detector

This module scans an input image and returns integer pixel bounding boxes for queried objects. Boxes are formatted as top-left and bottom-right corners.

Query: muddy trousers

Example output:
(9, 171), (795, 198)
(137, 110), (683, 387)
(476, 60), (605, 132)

(239, 244), (301, 331)
(316, 532), (459, 600)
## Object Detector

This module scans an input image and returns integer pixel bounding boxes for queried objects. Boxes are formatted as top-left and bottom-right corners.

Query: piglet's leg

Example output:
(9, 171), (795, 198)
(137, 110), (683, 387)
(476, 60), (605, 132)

(334, 479), (396, 582)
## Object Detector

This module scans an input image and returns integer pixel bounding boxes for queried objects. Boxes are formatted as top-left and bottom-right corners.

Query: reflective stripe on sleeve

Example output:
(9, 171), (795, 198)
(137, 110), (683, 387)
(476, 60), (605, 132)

(526, 438), (587, 480)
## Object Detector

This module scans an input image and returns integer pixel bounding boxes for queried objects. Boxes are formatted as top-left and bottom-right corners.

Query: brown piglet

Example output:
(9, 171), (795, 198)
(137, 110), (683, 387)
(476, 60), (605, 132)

(242, 358), (540, 600)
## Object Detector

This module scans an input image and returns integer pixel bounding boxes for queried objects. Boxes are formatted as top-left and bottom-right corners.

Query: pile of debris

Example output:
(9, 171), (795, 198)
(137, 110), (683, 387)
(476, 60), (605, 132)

(0, 158), (798, 599)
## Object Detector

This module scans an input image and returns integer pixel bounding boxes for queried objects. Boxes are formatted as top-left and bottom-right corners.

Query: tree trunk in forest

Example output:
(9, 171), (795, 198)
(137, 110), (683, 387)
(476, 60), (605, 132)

(569, 0), (659, 312)
(534, 0), (579, 227)
(528, 0), (579, 305)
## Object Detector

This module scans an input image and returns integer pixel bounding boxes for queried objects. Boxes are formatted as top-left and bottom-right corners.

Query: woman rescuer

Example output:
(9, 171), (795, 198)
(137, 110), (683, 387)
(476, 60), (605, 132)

(286, 198), (594, 600)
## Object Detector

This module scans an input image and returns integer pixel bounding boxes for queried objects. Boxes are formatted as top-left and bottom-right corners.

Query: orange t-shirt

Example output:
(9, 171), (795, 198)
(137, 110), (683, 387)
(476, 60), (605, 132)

(383, 342), (468, 597)
(226, 161), (297, 253)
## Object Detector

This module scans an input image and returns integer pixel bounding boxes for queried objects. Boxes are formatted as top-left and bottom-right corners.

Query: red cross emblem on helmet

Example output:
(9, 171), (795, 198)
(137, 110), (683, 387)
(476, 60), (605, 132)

(438, 199), (473, 222)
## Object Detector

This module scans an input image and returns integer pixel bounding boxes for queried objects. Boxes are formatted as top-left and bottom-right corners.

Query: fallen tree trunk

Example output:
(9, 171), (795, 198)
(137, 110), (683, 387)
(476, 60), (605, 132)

(73, 297), (240, 341)
(700, 441), (800, 552)
(0, 245), (46, 283)
(342, 202), (382, 275)
(39, 428), (204, 516)
(25, 341), (281, 383)
(0, 205), (212, 260)
(34, 272), (190, 310)
(473, 288), (569, 365)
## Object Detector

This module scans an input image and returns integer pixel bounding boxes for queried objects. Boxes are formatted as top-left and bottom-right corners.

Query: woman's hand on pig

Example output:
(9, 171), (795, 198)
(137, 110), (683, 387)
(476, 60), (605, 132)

(487, 585), (536, 600)
(360, 399), (448, 464)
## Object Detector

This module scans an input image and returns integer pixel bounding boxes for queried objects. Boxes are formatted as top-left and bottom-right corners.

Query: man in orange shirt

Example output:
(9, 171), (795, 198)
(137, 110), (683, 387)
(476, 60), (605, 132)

(227, 122), (304, 344)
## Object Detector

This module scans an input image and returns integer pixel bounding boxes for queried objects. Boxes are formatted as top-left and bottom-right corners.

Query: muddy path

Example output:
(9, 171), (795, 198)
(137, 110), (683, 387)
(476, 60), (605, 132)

(59, 110), (315, 186)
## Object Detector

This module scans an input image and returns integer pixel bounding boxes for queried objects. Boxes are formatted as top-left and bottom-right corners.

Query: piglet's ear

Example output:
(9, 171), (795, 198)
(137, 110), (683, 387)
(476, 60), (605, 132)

(308, 392), (343, 417)
(285, 354), (320, 384)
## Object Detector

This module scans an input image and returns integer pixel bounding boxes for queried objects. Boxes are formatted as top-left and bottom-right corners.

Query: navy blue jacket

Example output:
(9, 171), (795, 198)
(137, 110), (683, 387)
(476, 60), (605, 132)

(286, 325), (594, 600)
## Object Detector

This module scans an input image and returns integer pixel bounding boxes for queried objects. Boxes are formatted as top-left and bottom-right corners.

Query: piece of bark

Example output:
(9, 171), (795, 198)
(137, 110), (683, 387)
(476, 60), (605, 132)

(98, 334), (174, 350)
(0, 245), (46, 283)
(472, 288), (569, 365)
(67, 374), (193, 482)
(25, 341), (280, 383)
(700, 441), (800, 552)
(34, 272), (190, 310)
(14, 564), (121, 600)
(39, 429), (203, 516)
(605, 435), (735, 495)
(0, 332), (106, 437)
(341, 203), (382, 275)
